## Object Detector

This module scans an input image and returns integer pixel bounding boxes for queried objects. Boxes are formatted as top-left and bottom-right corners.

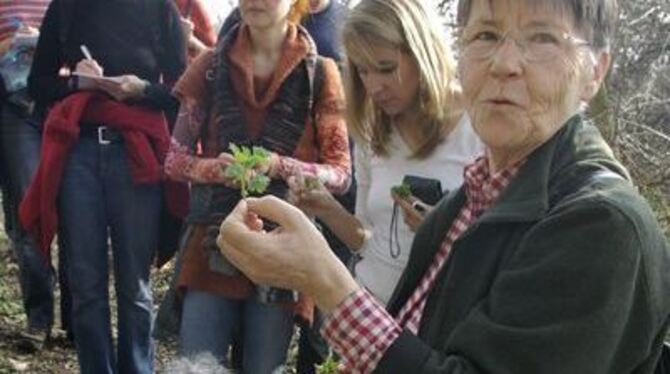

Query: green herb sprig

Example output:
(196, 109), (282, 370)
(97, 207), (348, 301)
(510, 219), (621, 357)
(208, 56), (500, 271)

(304, 175), (321, 191)
(224, 143), (272, 198)
(315, 352), (340, 374)
(391, 183), (411, 198)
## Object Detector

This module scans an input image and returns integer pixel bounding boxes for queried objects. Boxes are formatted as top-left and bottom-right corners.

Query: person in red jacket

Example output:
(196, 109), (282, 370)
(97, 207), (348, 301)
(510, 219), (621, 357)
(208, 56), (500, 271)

(26, 0), (186, 372)
(0, 0), (73, 352)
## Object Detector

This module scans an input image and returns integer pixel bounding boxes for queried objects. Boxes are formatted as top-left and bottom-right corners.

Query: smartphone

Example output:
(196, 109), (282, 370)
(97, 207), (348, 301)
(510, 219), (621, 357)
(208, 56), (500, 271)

(402, 175), (444, 206)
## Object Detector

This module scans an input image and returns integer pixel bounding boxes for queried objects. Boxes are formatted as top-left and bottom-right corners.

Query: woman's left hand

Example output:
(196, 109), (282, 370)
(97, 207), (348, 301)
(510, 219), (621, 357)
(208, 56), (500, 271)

(286, 174), (338, 218)
(391, 193), (433, 232)
(262, 152), (281, 178)
(217, 196), (360, 312)
(96, 74), (148, 102)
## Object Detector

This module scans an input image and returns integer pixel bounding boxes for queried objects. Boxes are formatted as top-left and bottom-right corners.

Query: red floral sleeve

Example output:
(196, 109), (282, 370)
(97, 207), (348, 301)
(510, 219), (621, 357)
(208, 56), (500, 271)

(275, 58), (351, 195)
(164, 52), (232, 184)
(166, 55), (351, 190)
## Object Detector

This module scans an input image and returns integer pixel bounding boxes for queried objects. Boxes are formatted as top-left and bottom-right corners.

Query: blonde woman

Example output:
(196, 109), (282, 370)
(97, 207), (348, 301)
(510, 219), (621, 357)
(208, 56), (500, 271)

(290, 0), (482, 305)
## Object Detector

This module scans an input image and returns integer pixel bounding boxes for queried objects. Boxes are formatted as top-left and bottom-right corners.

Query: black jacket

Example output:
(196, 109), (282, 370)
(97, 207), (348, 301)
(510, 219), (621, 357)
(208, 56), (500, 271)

(28, 0), (186, 118)
(376, 115), (670, 374)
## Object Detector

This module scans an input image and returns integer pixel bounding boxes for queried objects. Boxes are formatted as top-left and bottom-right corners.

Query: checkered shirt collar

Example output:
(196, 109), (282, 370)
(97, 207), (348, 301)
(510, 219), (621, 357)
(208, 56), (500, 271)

(464, 156), (523, 216)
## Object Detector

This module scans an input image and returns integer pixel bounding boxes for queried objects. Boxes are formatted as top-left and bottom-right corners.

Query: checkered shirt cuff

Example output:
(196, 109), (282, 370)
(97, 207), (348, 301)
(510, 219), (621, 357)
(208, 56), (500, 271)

(320, 288), (402, 373)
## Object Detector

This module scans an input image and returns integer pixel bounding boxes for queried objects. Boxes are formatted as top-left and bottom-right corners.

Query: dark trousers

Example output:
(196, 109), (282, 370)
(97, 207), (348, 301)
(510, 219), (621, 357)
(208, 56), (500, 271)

(0, 101), (72, 334)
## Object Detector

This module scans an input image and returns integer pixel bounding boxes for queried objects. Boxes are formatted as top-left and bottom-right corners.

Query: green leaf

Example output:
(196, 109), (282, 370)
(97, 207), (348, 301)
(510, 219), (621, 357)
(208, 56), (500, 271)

(304, 176), (320, 191)
(252, 146), (271, 160)
(240, 157), (257, 169)
(391, 183), (412, 198)
(248, 174), (270, 195)
(224, 163), (245, 180)
(241, 145), (252, 160)
(229, 143), (242, 158)
(226, 143), (272, 197)
(315, 353), (339, 374)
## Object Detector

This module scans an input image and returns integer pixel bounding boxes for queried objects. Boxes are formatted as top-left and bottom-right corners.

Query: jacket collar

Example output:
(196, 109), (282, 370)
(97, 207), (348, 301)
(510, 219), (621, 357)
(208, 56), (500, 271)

(475, 114), (630, 224)
(386, 115), (631, 316)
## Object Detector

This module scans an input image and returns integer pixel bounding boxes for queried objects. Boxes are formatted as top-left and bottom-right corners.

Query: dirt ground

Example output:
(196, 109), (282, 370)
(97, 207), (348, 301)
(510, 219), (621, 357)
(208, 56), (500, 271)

(0, 229), (180, 373)
(0, 212), (667, 373)
(0, 223), (304, 374)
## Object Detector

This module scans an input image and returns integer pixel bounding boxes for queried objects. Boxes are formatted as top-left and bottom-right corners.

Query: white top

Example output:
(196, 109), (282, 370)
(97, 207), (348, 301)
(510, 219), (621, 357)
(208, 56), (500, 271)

(353, 115), (483, 305)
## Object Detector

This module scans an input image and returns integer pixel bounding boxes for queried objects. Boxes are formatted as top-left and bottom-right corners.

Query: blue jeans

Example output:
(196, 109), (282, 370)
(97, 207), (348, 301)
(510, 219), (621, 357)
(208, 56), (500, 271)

(180, 289), (293, 374)
(0, 104), (71, 333)
(58, 137), (161, 374)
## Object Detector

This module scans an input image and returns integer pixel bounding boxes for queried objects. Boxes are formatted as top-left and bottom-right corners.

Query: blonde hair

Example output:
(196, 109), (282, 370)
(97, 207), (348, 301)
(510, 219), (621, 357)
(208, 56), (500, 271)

(288, 0), (310, 24)
(342, 0), (462, 159)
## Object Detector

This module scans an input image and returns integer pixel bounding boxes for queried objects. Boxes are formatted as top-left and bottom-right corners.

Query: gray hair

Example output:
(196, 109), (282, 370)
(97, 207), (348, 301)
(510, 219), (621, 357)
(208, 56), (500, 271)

(456, 0), (618, 50)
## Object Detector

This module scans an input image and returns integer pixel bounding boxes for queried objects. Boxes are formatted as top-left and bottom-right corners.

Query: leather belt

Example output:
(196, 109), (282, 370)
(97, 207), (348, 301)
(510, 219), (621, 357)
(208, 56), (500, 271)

(79, 125), (123, 145)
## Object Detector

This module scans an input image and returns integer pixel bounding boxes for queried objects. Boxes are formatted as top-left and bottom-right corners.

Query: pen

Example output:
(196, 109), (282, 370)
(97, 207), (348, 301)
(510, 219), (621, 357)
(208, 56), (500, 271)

(80, 45), (93, 60)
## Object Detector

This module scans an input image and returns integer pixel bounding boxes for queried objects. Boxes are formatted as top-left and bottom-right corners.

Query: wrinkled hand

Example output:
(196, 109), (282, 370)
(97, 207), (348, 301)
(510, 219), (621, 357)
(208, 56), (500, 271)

(217, 196), (359, 312)
(391, 192), (432, 232)
(97, 74), (148, 102)
(287, 174), (337, 217)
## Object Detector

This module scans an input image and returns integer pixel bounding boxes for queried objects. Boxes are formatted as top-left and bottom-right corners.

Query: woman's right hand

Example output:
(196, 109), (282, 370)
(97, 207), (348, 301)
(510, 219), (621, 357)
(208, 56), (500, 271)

(216, 152), (240, 189)
(391, 192), (433, 232)
(74, 58), (104, 77)
(287, 174), (338, 218)
(190, 152), (240, 188)
(73, 59), (104, 90)
(217, 196), (360, 313)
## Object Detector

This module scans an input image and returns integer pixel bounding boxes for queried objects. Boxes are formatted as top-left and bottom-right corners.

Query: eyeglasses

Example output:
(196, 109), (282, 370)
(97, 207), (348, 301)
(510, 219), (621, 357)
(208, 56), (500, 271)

(460, 26), (590, 62)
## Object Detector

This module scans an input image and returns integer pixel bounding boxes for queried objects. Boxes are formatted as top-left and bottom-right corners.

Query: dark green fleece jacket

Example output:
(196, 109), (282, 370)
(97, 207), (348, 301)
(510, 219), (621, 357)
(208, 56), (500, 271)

(376, 115), (670, 374)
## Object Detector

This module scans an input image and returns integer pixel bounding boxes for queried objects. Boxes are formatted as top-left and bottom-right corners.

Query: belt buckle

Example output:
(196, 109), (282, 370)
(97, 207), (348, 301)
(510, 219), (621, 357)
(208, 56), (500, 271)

(97, 126), (111, 145)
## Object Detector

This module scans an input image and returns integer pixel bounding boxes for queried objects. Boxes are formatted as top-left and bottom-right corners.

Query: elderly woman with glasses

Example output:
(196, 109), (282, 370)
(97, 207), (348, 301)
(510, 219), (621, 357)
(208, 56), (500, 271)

(216, 0), (670, 373)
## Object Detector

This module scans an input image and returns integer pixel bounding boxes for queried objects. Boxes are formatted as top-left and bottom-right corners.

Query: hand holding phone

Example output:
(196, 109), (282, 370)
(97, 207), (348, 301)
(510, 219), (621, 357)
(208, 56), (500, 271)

(401, 175), (443, 205)
(390, 175), (443, 232)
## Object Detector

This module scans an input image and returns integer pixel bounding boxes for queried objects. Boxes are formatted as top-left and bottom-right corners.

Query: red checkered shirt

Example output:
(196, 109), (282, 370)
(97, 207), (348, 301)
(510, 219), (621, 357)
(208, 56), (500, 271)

(321, 156), (522, 373)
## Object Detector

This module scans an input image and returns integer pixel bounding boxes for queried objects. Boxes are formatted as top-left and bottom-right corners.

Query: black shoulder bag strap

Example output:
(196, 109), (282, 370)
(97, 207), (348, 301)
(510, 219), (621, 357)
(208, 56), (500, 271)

(309, 56), (325, 150)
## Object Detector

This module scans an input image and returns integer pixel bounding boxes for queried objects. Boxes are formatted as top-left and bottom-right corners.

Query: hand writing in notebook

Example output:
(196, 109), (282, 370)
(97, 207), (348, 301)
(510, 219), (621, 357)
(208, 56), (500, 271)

(72, 45), (148, 101)
(95, 74), (149, 102)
